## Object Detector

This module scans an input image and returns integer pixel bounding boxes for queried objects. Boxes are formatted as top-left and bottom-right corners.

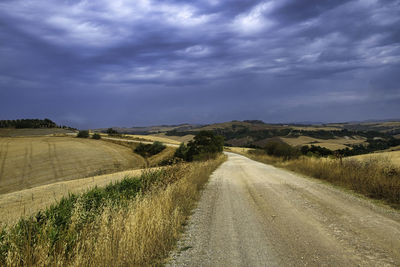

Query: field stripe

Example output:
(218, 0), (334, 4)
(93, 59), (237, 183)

(0, 140), (9, 180)
(47, 141), (60, 179)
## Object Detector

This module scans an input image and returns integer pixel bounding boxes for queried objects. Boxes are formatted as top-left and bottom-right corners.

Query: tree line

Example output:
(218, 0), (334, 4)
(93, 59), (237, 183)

(0, 118), (77, 130)
(257, 137), (400, 160)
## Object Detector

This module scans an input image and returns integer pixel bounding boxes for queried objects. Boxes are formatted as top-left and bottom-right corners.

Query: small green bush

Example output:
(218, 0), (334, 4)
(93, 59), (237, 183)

(92, 133), (101, 140)
(134, 141), (166, 158)
(77, 130), (89, 138)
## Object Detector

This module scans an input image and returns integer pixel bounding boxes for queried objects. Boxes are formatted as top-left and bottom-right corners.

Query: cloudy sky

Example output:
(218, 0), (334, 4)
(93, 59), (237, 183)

(0, 0), (399, 128)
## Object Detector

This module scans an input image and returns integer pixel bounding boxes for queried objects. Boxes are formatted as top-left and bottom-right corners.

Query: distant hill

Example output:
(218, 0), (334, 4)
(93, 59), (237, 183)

(95, 123), (203, 135)
(93, 119), (400, 153)
(162, 120), (400, 152)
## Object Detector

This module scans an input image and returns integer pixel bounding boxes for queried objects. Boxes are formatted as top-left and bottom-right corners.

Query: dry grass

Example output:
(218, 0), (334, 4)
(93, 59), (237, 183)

(0, 137), (145, 194)
(1, 156), (226, 266)
(351, 151), (400, 167)
(70, 157), (225, 266)
(241, 150), (400, 207)
(148, 146), (176, 166)
(0, 168), (151, 226)
(100, 133), (181, 145)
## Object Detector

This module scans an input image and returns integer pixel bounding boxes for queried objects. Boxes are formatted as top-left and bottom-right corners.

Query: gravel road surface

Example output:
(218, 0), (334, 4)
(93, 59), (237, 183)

(168, 152), (400, 266)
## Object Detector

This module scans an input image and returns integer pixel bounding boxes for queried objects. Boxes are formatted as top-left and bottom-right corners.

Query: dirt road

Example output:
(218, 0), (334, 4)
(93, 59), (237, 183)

(168, 152), (400, 266)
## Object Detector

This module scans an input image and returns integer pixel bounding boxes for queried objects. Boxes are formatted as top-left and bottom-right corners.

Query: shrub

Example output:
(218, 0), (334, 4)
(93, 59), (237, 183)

(176, 131), (224, 162)
(148, 141), (166, 155)
(92, 133), (101, 140)
(77, 130), (89, 138)
(264, 141), (300, 160)
(106, 128), (119, 136)
(134, 141), (166, 158)
(300, 145), (333, 157)
(174, 143), (188, 160)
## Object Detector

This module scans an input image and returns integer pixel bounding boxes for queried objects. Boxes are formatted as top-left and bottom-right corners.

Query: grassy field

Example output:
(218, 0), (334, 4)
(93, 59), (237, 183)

(0, 137), (146, 194)
(0, 156), (226, 266)
(280, 136), (366, 150)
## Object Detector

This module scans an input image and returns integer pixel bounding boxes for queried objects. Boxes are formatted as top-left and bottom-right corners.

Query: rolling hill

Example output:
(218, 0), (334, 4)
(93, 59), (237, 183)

(0, 136), (145, 194)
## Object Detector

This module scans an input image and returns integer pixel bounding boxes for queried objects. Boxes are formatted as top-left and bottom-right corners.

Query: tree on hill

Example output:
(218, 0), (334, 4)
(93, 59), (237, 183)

(174, 131), (224, 161)
(106, 128), (119, 136)
(264, 141), (300, 160)
(0, 118), (58, 128)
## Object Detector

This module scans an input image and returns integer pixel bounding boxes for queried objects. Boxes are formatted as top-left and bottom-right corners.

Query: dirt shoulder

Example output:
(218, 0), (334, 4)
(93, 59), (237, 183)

(168, 152), (400, 266)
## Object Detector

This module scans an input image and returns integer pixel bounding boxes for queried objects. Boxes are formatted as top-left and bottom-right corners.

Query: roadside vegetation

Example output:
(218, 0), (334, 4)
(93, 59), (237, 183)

(0, 156), (226, 266)
(240, 146), (400, 208)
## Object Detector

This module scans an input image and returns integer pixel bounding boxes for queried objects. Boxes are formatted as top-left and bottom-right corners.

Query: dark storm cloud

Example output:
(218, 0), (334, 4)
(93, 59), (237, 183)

(0, 0), (399, 128)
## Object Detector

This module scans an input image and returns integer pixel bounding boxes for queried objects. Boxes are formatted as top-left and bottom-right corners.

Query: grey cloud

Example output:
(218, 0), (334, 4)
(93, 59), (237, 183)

(0, 0), (399, 127)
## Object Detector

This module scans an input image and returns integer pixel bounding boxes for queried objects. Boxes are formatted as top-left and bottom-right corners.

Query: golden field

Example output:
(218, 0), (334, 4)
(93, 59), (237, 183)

(280, 136), (366, 150)
(0, 137), (145, 194)
(99, 133), (182, 145)
(154, 133), (195, 144)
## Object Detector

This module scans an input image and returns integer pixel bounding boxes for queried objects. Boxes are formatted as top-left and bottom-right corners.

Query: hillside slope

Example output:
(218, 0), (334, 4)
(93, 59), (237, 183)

(0, 137), (145, 194)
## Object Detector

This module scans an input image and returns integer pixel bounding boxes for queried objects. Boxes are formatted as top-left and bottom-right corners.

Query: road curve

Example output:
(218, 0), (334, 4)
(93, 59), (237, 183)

(168, 152), (400, 266)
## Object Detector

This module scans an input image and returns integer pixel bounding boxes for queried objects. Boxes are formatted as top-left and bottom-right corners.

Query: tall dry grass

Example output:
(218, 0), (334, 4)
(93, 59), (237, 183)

(1, 156), (225, 266)
(244, 150), (400, 207)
